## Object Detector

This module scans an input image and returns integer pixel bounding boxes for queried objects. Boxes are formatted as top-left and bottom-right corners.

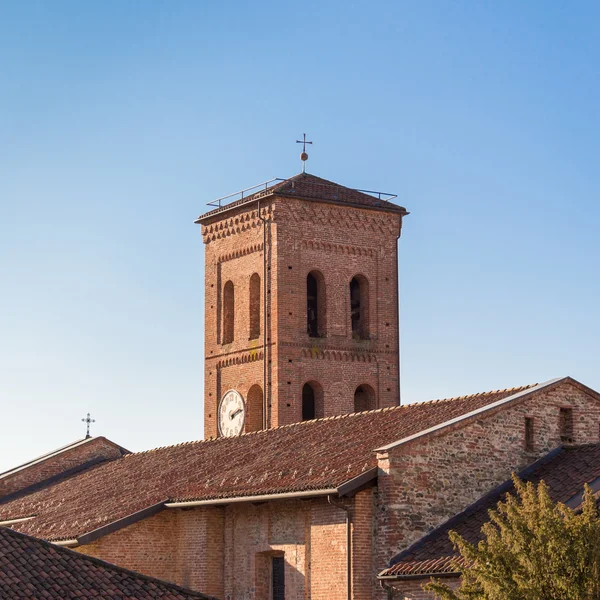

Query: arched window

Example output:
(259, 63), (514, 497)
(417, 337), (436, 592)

(307, 270), (326, 338)
(302, 381), (324, 421)
(302, 383), (315, 420)
(222, 280), (235, 344)
(249, 273), (261, 340)
(350, 275), (369, 339)
(354, 384), (376, 412)
(246, 384), (263, 432)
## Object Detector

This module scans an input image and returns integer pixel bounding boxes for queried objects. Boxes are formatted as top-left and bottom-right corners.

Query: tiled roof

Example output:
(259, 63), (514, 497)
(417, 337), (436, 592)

(380, 444), (600, 579)
(0, 437), (128, 480)
(196, 172), (407, 222)
(0, 439), (89, 479)
(0, 526), (215, 599)
(0, 383), (538, 543)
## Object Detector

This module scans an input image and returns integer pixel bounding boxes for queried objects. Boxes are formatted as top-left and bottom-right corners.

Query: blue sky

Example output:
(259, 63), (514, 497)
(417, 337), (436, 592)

(1, 1), (598, 471)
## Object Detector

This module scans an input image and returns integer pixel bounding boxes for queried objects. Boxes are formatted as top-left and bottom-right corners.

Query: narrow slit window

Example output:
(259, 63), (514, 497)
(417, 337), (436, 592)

(222, 281), (235, 344)
(302, 383), (315, 421)
(525, 417), (534, 451)
(559, 408), (574, 443)
(350, 275), (369, 339)
(249, 273), (261, 340)
(307, 271), (326, 337)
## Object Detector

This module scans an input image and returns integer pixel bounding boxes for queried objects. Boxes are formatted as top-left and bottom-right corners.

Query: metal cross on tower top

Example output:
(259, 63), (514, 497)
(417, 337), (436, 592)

(81, 413), (95, 439)
(296, 133), (313, 173)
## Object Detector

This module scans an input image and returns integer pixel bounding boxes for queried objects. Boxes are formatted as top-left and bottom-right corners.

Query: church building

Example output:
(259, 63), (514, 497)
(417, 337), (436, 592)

(1, 167), (600, 600)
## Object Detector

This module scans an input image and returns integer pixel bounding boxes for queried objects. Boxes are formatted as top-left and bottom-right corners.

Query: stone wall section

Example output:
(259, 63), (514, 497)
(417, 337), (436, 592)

(0, 437), (125, 498)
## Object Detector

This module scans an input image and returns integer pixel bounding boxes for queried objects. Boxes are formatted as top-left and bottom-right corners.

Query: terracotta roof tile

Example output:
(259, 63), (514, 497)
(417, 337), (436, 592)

(0, 526), (215, 598)
(196, 172), (407, 222)
(0, 384), (536, 542)
(380, 444), (600, 578)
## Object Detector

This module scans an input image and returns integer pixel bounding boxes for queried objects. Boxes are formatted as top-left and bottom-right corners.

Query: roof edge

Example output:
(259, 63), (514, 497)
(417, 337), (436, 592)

(165, 487), (339, 508)
(195, 191), (408, 225)
(379, 570), (461, 581)
(337, 467), (378, 497)
(75, 500), (167, 546)
(375, 377), (568, 453)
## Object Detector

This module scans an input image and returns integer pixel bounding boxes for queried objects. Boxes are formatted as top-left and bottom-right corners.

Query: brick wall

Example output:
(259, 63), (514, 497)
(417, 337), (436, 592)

(310, 500), (348, 600)
(76, 495), (364, 599)
(202, 201), (269, 438)
(353, 488), (376, 600)
(374, 381), (600, 599)
(0, 437), (125, 498)
(274, 198), (401, 425)
(78, 510), (179, 583)
(79, 507), (224, 597)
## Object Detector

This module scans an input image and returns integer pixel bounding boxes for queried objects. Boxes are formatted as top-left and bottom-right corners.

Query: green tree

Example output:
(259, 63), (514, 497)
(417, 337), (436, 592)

(426, 476), (600, 600)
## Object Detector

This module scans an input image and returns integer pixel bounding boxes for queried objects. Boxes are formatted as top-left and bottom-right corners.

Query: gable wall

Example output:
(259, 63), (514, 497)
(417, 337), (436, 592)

(375, 381), (600, 600)
(0, 438), (124, 499)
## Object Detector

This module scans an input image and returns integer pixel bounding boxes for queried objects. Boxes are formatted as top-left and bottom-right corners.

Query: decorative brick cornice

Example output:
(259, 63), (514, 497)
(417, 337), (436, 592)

(300, 348), (377, 363)
(299, 239), (375, 257)
(283, 202), (399, 237)
(216, 350), (264, 369)
(218, 243), (263, 264)
(202, 205), (273, 244)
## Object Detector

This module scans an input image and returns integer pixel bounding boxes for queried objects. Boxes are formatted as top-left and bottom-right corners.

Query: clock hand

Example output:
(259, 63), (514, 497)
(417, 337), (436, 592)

(230, 408), (243, 420)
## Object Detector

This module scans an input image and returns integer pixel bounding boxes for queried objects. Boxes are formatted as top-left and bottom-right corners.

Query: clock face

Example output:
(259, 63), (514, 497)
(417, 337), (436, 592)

(218, 390), (246, 437)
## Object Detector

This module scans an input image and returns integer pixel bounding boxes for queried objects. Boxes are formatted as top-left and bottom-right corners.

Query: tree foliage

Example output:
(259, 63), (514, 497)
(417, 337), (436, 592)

(426, 476), (600, 600)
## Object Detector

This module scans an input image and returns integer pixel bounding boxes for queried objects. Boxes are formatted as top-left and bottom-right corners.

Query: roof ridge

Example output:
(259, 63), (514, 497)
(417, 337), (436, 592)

(122, 383), (537, 458)
(0, 438), (89, 478)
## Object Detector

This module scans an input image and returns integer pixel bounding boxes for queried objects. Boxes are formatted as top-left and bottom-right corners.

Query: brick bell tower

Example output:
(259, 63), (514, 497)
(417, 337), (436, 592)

(196, 170), (408, 438)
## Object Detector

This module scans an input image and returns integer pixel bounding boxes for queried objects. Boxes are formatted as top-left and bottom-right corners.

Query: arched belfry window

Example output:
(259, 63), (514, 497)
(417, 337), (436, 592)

(350, 275), (369, 339)
(354, 384), (376, 412)
(302, 381), (324, 421)
(302, 384), (315, 421)
(249, 273), (260, 340)
(307, 270), (326, 338)
(222, 280), (235, 344)
(246, 384), (263, 432)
